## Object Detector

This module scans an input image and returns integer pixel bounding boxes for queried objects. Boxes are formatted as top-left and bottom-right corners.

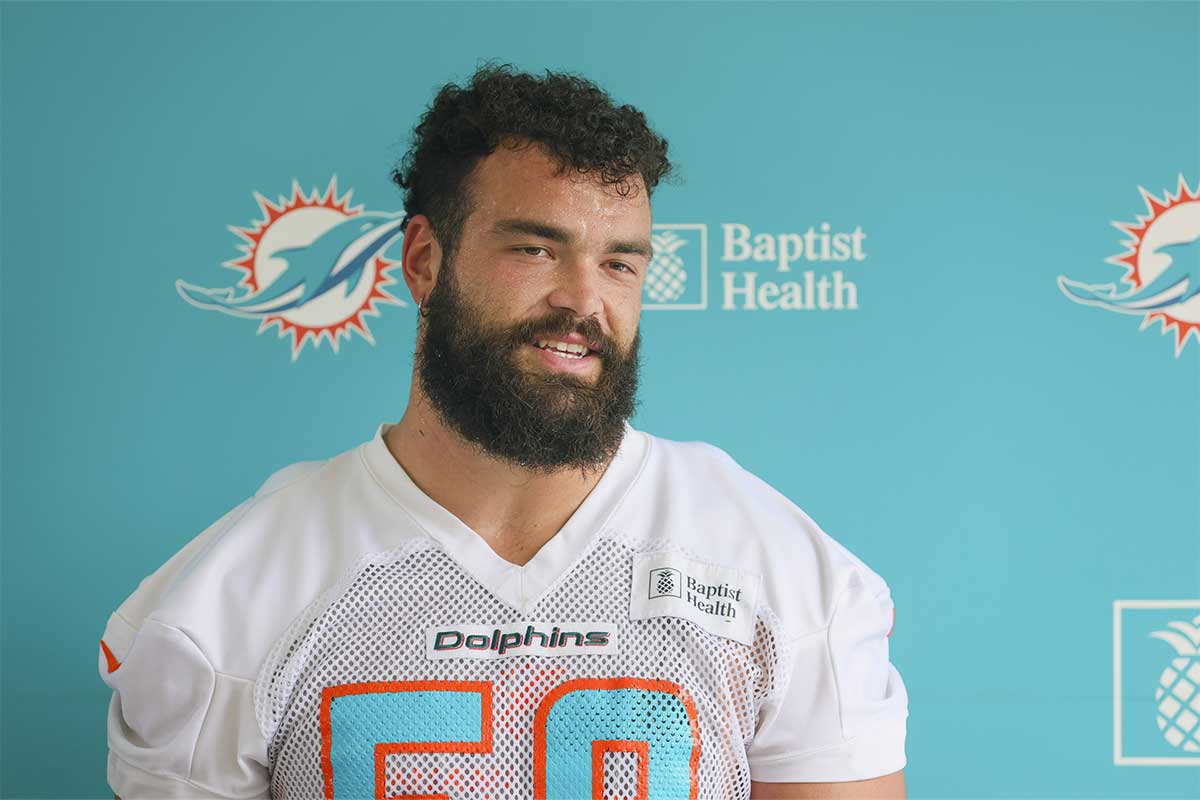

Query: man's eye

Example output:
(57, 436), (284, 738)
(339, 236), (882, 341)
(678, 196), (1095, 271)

(514, 247), (633, 274)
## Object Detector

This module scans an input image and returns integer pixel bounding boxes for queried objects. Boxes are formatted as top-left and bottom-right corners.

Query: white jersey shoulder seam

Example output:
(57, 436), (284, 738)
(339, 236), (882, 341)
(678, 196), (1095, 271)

(254, 457), (332, 498)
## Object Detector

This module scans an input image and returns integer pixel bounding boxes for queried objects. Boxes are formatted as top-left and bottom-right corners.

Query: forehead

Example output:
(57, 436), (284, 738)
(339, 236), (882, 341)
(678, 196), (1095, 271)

(465, 141), (651, 234)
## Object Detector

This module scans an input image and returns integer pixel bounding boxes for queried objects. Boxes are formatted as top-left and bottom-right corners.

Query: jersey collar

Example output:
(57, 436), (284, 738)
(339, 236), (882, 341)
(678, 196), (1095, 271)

(361, 418), (651, 613)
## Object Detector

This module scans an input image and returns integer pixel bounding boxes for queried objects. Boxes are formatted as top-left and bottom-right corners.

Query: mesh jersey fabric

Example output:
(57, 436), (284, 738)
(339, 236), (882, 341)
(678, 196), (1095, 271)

(98, 420), (908, 799)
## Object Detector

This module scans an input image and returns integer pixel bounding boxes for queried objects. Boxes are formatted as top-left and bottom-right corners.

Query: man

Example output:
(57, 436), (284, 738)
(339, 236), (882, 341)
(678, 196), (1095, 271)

(100, 64), (908, 799)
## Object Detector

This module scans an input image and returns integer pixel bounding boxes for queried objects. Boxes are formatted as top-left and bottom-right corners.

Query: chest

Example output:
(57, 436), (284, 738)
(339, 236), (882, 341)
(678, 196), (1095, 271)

(260, 542), (779, 799)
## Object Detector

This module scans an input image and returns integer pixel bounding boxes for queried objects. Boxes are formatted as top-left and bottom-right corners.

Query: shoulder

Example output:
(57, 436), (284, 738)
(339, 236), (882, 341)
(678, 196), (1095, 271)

(253, 457), (328, 497)
(103, 436), (427, 678)
(615, 429), (893, 638)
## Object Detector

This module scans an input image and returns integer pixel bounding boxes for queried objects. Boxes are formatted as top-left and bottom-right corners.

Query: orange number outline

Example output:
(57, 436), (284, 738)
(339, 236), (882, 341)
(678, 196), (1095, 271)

(533, 677), (701, 800)
(319, 680), (493, 800)
(592, 739), (650, 800)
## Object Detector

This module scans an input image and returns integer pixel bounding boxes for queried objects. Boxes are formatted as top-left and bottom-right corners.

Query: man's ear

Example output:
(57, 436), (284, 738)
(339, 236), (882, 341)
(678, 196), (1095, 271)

(400, 214), (442, 306)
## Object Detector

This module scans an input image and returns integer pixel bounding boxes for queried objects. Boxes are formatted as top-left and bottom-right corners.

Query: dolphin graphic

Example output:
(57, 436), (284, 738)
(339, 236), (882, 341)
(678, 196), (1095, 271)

(176, 212), (405, 317)
(1058, 235), (1200, 313)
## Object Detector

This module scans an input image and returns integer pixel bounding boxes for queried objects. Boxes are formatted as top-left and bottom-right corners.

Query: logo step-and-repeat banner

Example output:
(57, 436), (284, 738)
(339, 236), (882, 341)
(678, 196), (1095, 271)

(178, 176), (1200, 360)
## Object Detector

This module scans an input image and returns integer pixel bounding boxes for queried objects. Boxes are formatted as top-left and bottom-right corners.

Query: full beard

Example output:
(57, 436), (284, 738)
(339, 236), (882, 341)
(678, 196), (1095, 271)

(415, 261), (641, 476)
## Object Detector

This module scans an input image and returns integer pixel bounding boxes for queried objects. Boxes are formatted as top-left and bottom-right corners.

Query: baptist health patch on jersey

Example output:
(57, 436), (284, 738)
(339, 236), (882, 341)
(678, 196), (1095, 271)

(425, 622), (620, 660)
(629, 552), (762, 645)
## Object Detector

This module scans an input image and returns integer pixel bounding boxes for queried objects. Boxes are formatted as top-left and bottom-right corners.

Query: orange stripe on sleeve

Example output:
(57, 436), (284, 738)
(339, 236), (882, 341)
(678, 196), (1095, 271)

(100, 639), (122, 673)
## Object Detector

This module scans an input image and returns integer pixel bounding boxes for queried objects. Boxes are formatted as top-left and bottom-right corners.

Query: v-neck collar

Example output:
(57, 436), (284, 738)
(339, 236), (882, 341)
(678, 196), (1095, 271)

(360, 419), (651, 613)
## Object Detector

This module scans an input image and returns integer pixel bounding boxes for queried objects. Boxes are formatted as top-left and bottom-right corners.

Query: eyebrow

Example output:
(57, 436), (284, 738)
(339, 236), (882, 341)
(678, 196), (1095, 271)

(491, 217), (652, 259)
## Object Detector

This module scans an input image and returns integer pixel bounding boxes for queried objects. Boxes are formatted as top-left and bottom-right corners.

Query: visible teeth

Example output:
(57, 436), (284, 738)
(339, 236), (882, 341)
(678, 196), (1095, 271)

(535, 339), (590, 356)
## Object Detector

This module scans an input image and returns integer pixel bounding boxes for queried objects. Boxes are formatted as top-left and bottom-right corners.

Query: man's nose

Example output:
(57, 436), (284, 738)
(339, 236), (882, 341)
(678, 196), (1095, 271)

(546, 257), (604, 319)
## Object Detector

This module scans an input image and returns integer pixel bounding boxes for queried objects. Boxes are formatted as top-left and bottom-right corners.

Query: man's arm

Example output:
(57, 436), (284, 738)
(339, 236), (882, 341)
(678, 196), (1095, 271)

(751, 769), (906, 799)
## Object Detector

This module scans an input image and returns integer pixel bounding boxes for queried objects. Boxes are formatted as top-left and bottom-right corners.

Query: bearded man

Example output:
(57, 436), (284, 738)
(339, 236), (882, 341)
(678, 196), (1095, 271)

(100, 63), (908, 800)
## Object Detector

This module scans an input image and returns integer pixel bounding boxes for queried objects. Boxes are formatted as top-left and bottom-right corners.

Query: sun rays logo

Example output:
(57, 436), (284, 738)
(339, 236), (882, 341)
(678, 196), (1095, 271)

(1058, 175), (1200, 357)
(175, 177), (406, 360)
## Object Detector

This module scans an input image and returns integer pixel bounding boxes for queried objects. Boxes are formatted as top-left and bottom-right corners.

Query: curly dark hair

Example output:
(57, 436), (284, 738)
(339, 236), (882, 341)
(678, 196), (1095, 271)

(391, 62), (677, 263)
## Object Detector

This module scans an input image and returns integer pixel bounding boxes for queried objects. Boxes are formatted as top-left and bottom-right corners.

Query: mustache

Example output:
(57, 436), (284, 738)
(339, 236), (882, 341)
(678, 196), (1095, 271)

(505, 314), (613, 356)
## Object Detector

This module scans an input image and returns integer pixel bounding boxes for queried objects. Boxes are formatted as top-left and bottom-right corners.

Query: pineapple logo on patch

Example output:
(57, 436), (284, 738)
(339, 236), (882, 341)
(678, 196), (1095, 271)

(1114, 599), (1200, 765)
(644, 224), (707, 311)
(649, 568), (682, 599)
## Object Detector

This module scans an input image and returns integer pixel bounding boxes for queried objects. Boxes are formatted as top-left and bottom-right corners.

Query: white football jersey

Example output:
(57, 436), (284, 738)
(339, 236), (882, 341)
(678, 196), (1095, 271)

(98, 421), (908, 799)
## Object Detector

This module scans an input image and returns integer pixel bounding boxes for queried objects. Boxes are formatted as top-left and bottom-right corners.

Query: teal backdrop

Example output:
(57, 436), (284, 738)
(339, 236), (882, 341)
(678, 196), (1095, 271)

(2, 1), (1198, 797)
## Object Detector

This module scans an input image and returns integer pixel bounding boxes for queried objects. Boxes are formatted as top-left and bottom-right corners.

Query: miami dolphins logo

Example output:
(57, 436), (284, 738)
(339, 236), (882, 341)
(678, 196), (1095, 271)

(1058, 174), (1200, 356)
(176, 177), (406, 360)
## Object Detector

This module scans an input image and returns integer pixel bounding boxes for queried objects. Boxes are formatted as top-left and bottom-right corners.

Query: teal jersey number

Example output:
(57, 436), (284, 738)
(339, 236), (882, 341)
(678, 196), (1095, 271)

(321, 677), (699, 799)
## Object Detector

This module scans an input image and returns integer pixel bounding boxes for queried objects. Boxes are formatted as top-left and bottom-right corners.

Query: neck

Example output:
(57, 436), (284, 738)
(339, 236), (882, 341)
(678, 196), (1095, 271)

(384, 387), (618, 567)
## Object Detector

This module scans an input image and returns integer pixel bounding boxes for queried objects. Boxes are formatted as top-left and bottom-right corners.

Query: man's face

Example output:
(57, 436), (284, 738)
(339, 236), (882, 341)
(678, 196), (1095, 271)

(415, 142), (652, 475)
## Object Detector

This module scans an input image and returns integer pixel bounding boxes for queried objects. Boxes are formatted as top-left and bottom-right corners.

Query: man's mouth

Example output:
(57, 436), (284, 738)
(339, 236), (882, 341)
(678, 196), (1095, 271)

(531, 338), (600, 359)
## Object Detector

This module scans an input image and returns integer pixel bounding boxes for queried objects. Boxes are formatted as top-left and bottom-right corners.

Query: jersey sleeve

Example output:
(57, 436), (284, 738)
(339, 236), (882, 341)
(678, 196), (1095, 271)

(747, 568), (908, 783)
(97, 493), (272, 798)
(99, 615), (270, 799)
(98, 462), (328, 797)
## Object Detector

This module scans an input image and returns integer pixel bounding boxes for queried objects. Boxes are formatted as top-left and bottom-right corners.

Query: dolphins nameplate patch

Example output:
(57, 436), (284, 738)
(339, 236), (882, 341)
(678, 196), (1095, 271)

(426, 622), (619, 660)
